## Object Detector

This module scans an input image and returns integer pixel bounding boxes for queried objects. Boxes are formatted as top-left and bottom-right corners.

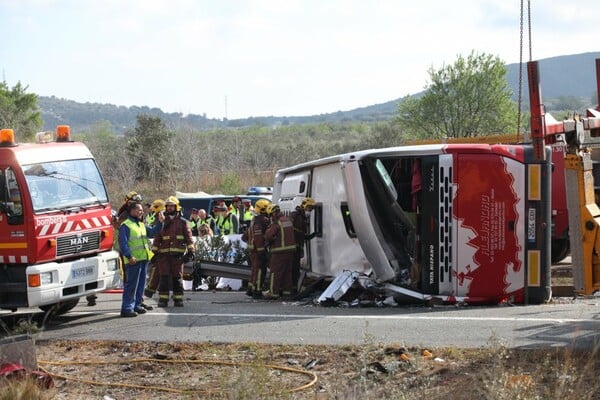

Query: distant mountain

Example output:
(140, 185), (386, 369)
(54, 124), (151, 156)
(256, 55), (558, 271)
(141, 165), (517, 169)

(505, 51), (600, 102)
(39, 51), (600, 134)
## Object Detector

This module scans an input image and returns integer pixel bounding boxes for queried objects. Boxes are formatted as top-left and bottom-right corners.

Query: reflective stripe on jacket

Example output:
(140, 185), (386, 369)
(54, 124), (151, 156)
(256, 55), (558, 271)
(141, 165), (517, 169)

(247, 214), (269, 253)
(265, 215), (297, 253)
(151, 215), (194, 256)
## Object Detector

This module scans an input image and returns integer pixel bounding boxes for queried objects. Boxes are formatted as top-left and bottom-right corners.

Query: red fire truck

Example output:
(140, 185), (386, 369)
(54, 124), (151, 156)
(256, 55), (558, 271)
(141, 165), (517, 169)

(0, 126), (120, 314)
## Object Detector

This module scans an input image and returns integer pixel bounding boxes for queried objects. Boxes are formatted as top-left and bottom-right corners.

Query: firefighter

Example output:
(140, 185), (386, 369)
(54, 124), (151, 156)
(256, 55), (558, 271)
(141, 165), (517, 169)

(263, 203), (297, 300)
(291, 197), (317, 293)
(143, 199), (167, 299)
(151, 196), (195, 307)
(241, 199), (271, 299)
(215, 203), (239, 235)
(118, 201), (154, 317)
(115, 191), (142, 229)
(145, 199), (165, 228)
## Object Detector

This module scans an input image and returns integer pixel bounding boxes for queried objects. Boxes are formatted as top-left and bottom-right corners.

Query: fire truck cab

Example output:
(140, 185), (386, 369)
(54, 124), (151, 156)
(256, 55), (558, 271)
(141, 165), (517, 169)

(0, 126), (120, 314)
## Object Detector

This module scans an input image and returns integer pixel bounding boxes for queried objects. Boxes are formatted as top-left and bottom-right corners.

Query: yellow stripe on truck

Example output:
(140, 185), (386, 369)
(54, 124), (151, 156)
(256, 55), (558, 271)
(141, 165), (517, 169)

(528, 164), (541, 200)
(528, 250), (540, 287)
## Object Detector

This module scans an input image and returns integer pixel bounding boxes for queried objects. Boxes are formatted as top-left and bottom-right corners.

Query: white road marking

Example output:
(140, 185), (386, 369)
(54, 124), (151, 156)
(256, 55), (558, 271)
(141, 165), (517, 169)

(68, 311), (597, 324)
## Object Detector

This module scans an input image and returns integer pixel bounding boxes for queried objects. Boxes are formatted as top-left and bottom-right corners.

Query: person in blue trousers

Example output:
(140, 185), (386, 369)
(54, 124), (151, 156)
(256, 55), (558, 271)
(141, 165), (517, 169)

(118, 202), (159, 317)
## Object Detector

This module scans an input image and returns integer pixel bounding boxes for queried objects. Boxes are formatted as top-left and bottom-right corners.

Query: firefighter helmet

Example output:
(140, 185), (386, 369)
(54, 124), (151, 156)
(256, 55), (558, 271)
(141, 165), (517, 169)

(301, 197), (316, 210)
(125, 191), (142, 202)
(151, 199), (165, 213)
(267, 203), (280, 216)
(164, 196), (181, 211)
(255, 199), (271, 215)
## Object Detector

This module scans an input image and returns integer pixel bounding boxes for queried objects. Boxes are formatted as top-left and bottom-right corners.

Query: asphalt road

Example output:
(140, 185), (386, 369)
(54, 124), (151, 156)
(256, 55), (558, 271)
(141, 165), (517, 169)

(8, 289), (600, 349)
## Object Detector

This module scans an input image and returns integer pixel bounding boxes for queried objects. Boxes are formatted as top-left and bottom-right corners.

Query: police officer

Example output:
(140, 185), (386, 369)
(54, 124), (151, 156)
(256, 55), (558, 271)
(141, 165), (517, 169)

(215, 203), (239, 235)
(240, 198), (255, 230)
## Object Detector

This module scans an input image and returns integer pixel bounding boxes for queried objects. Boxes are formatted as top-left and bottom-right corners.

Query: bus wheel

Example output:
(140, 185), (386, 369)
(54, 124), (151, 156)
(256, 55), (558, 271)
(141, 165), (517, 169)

(39, 298), (80, 315)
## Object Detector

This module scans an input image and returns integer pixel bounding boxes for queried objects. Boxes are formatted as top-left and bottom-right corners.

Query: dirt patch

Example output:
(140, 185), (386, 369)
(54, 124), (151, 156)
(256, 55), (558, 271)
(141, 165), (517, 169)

(35, 339), (600, 400)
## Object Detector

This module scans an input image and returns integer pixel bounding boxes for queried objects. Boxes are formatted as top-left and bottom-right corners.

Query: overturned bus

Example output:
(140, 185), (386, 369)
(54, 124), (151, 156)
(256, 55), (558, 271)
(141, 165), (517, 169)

(273, 143), (552, 305)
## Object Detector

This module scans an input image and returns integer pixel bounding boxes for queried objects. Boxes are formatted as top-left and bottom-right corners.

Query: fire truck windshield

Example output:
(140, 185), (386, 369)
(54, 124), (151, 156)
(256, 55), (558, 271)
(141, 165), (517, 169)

(23, 159), (108, 213)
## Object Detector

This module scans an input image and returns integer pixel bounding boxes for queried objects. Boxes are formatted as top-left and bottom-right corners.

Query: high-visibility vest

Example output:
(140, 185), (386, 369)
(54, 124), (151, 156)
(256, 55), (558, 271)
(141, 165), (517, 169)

(243, 209), (254, 223)
(121, 218), (153, 262)
(217, 214), (235, 235)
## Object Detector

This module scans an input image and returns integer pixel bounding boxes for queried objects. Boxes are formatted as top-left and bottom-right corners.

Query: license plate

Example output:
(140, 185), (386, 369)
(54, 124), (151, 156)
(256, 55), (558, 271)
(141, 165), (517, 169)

(528, 208), (536, 242)
(72, 266), (94, 279)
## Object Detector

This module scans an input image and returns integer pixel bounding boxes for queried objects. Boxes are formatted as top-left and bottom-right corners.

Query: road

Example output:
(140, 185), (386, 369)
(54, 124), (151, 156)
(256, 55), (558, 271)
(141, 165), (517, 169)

(8, 289), (600, 349)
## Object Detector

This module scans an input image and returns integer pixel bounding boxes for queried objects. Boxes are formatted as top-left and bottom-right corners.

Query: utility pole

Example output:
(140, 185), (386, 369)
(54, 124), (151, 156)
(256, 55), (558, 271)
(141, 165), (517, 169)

(224, 95), (228, 120)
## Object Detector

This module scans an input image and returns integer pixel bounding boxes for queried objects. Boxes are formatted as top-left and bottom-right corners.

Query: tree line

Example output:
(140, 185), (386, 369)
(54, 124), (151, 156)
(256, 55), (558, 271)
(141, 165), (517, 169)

(3, 51), (595, 205)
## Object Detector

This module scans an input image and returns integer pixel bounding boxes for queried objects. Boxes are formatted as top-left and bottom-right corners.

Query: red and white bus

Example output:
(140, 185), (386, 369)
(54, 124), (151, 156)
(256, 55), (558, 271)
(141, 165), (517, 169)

(274, 142), (551, 304)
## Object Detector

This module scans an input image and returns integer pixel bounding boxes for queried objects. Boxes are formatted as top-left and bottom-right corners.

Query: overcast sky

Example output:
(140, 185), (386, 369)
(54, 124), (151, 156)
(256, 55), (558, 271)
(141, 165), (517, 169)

(1, 0), (597, 120)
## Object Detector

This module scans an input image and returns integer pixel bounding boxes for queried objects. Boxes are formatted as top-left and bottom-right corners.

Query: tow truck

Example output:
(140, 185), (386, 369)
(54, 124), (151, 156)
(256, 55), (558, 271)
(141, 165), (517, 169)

(527, 58), (600, 296)
(0, 126), (121, 314)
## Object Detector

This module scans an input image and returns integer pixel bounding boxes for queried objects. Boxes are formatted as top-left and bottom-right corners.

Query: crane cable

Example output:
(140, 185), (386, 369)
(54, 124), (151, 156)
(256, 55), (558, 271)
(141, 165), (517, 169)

(517, 0), (533, 140)
(38, 357), (318, 396)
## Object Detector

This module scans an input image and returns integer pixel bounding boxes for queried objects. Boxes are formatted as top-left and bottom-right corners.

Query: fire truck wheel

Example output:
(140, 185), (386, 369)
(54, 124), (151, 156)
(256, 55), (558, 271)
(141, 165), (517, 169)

(551, 238), (570, 264)
(39, 298), (80, 315)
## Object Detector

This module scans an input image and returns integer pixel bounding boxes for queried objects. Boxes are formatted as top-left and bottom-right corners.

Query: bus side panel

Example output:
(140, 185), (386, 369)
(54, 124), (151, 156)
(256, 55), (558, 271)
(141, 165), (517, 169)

(454, 154), (526, 301)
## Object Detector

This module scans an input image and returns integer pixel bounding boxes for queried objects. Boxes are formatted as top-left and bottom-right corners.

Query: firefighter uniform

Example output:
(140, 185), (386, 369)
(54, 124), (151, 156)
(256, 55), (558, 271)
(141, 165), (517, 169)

(264, 204), (297, 299)
(242, 199), (271, 298)
(291, 198), (316, 293)
(151, 196), (194, 307)
(143, 199), (166, 299)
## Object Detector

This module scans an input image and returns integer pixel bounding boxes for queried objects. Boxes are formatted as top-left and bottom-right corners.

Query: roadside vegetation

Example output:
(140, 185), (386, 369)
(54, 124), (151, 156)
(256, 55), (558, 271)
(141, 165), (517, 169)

(2, 335), (599, 399)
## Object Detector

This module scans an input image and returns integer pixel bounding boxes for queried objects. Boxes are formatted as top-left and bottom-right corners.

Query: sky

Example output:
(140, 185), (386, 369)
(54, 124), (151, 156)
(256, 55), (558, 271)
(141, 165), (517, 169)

(1, 0), (597, 120)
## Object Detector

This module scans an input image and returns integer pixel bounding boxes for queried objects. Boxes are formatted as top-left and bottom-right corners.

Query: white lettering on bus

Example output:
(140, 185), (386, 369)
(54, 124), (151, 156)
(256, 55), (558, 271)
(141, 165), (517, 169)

(429, 244), (435, 284)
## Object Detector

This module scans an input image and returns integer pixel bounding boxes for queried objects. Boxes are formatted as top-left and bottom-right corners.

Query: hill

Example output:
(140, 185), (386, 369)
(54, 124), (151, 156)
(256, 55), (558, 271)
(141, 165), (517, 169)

(39, 51), (600, 134)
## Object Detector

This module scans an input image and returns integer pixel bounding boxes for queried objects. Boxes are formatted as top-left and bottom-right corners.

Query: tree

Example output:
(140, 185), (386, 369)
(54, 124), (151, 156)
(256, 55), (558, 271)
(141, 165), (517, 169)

(126, 114), (173, 187)
(0, 81), (42, 141)
(396, 51), (518, 139)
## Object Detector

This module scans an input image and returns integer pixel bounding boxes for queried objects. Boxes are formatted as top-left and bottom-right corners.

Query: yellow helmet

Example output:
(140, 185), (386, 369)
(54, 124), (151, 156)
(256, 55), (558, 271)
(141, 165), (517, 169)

(125, 191), (141, 202)
(151, 199), (165, 213)
(267, 203), (280, 216)
(255, 199), (271, 215)
(164, 196), (181, 211)
(301, 197), (316, 209)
